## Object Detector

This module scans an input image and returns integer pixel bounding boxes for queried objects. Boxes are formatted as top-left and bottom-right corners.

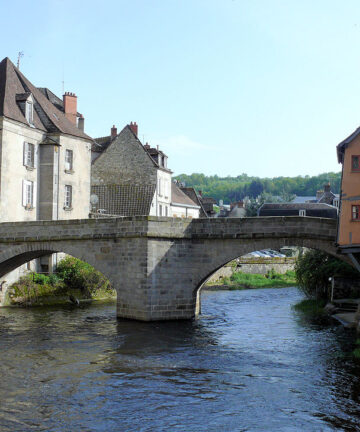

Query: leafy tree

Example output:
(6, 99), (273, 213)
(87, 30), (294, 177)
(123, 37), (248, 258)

(295, 250), (358, 299)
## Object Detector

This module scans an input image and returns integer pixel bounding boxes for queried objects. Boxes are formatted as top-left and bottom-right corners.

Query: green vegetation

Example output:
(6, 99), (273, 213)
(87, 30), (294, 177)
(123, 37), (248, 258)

(295, 249), (358, 299)
(207, 270), (296, 290)
(175, 172), (341, 204)
(5, 257), (115, 306)
(353, 339), (360, 359)
(292, 298), (327, 316)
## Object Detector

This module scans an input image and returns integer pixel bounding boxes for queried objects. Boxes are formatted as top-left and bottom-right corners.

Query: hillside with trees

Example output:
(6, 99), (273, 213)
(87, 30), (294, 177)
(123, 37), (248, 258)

(174, 172), (341, 204)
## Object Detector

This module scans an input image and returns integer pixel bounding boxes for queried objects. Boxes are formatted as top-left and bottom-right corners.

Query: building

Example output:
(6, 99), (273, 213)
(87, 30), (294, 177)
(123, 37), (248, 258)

(171, 181), (200, 218)
(258, 203), (338, 219)
(336, 127), (360, 269)
(180, 187), (216, 218)
(0, 57), (92, 280)
(91, 123), (172, 217)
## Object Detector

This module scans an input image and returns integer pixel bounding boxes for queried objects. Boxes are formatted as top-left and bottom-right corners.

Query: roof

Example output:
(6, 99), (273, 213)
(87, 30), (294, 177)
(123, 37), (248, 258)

(180, 187), (209, 217)
(291, 196), (317, 203)
(337, 126), (360, 163)
(91, 183), (156, 216)
(0, 57), (91, 140)
(259, 203), (336, 210)
(171, 182), (200, 207)
(38, 87), (82, 117)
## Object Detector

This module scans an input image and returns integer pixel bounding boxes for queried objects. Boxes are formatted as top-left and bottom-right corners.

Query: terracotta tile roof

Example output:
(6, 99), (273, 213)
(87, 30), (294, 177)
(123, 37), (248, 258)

(171, 182), (200, 207)
(0, 57), (91, 140)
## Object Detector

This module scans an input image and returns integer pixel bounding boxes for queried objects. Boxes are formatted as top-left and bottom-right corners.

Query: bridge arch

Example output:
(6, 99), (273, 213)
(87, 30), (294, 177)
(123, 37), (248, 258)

(192, 236), (346, 295)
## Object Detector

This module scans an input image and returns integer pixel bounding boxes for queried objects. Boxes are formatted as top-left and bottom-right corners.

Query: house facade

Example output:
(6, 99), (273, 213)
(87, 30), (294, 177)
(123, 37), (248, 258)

(336, 128), (360, 268)
(0, 57), (92, 282)
(91, 123), (172, 217)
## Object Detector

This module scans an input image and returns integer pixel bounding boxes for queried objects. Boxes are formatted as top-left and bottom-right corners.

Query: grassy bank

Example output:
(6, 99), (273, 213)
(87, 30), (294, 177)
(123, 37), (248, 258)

(4, 257), (116, 307)
(205, 270), (297, 290)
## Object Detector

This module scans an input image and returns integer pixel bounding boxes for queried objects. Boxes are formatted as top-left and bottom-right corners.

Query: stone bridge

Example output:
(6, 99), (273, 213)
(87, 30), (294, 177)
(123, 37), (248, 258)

(0, 216), (339, 321)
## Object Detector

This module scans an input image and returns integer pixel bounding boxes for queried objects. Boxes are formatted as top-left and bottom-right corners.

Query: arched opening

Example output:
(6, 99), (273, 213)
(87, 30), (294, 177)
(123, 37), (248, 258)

(192, 239), (353, 316)
(0, 246), (116, 308)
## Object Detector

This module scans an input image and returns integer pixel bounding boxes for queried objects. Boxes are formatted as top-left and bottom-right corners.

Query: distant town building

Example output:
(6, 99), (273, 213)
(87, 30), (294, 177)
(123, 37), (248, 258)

(171, 181), (200, 218)
(258, 203), (338, 219)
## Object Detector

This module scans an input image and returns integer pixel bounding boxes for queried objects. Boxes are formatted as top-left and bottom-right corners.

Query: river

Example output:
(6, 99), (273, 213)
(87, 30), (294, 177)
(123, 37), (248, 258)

(0, 287), (360, 431)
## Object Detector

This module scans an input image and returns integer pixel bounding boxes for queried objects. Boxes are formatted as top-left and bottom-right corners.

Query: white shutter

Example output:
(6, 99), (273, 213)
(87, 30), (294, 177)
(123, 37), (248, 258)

(33, 181), (37, 208)
(23, 142), (27, 166)
(22, 180), (27, 206)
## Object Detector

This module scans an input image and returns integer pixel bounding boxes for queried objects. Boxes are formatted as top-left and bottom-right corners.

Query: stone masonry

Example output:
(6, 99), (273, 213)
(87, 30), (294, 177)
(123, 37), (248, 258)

(0, 216), (339, 321)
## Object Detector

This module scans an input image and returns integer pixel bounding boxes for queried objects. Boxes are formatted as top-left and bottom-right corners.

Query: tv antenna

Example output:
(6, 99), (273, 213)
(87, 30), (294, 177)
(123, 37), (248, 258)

(17, 51), (24, 69)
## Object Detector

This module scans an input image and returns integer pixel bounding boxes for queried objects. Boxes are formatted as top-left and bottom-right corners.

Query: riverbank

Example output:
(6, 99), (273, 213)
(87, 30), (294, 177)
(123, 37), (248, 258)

(3, 257), (116, 307)
(204, 270), (296, 290)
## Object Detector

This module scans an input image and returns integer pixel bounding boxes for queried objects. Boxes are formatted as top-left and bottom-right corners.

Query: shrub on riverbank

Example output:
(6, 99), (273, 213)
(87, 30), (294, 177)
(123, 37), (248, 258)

(292, 298), (326, 316)
(6, 257), (115, 306)
(295, 250), (358, 299)
(207, 270), (296, 290)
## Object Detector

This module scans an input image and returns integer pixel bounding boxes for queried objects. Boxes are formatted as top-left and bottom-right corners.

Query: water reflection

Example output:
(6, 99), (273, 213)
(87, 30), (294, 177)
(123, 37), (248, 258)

(0, 288), (360, 431)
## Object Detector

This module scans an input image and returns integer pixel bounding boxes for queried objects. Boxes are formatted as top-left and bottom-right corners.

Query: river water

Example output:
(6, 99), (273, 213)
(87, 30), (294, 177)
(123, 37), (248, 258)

(1, 287), (360, 431)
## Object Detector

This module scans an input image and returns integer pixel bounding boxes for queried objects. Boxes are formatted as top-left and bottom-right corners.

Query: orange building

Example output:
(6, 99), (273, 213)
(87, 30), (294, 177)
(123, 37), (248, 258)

(337, 128), (360, 269)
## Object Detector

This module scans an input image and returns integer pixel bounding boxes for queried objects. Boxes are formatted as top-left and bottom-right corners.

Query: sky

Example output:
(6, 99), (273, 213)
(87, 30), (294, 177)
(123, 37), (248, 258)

(1, 0), (360, 177)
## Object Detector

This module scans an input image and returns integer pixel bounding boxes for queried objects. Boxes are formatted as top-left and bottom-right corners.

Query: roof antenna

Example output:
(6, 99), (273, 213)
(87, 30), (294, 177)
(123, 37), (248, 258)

(17, 51), (24, 69)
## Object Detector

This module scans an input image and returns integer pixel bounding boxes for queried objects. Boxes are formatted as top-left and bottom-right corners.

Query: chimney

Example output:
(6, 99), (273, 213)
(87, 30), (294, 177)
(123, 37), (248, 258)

(78, 114), (84, 132)
(129, 121), (138, 136)
(63, 92), (77, 125)
(324, 183), (331, 193)
(144, 142), (150, 150)
(111, 125), (117, 138)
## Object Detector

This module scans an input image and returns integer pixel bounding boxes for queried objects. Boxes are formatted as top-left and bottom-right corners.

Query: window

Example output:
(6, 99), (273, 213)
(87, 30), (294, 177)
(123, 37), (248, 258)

(352, 205), (360, 220)
(158, 178), (162, 196)
(165, 206), (168, 216)
(64, 185), (72, 209)
(23, 142), (35, 168)
(22, 180), (35, 208)
(299, 209), (306, 216)
(25, 101), (33, 124)
(352, 155), (360, 171)
(65, 149), (73, 171)
(164, 180), (168, 198)
(159, 204), (162, 216)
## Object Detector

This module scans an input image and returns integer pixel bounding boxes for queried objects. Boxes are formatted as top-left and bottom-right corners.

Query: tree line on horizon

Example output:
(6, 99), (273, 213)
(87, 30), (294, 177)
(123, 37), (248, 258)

(174, 172), (342, 204)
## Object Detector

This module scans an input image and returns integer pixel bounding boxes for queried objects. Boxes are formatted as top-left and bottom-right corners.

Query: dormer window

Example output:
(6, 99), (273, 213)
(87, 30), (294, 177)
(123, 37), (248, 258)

(25, 100), (33, 124)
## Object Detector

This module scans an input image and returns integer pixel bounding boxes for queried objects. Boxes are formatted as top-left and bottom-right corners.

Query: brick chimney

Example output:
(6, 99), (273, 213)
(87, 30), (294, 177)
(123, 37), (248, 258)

(111, 125), (117, 138)
(63, 92), (77, 125)
(129, 121), (138, 136)
(324, 183), (331, 193)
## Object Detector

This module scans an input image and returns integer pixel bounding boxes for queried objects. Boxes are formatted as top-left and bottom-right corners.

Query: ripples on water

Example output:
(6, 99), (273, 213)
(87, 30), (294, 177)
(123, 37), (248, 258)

(1, 287), (360, 431)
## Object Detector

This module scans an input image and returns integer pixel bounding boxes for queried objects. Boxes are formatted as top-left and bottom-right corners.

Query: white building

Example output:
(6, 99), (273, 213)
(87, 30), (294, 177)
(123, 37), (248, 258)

(0, 57), (92, 287)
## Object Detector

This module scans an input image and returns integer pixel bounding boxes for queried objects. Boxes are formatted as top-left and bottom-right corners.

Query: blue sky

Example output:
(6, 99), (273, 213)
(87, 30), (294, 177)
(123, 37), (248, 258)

(1, 0), (359, 177)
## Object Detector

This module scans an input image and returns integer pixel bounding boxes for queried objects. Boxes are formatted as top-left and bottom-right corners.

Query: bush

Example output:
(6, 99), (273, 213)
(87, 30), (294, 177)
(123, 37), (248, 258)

(295, 249), (358, 299)
(56, 256), (113, 297)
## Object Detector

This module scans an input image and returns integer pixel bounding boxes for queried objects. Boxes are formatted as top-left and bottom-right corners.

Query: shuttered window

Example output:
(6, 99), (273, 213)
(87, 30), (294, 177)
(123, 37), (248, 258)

(65, 149), (73, 171)
(23, 142), (35, 168)
(64, 185), (72, 208)
(22, 180), (36, 208)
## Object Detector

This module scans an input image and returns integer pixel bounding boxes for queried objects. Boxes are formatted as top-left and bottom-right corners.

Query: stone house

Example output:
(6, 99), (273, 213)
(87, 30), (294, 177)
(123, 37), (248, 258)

(91, 123), (172, 217)
(0, 57), (92, 281)
(258, 202), (338, 219)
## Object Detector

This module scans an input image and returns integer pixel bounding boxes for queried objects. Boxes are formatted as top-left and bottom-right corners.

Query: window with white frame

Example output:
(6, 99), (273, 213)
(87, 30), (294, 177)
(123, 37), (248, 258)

(299, 209), (306, 216)
(65, 149), (73, 171)
(64, 185), (72, 209)
(25, 101), (34, 124)
(23, 142), (35, 168)
(22, 180), (35, 208)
